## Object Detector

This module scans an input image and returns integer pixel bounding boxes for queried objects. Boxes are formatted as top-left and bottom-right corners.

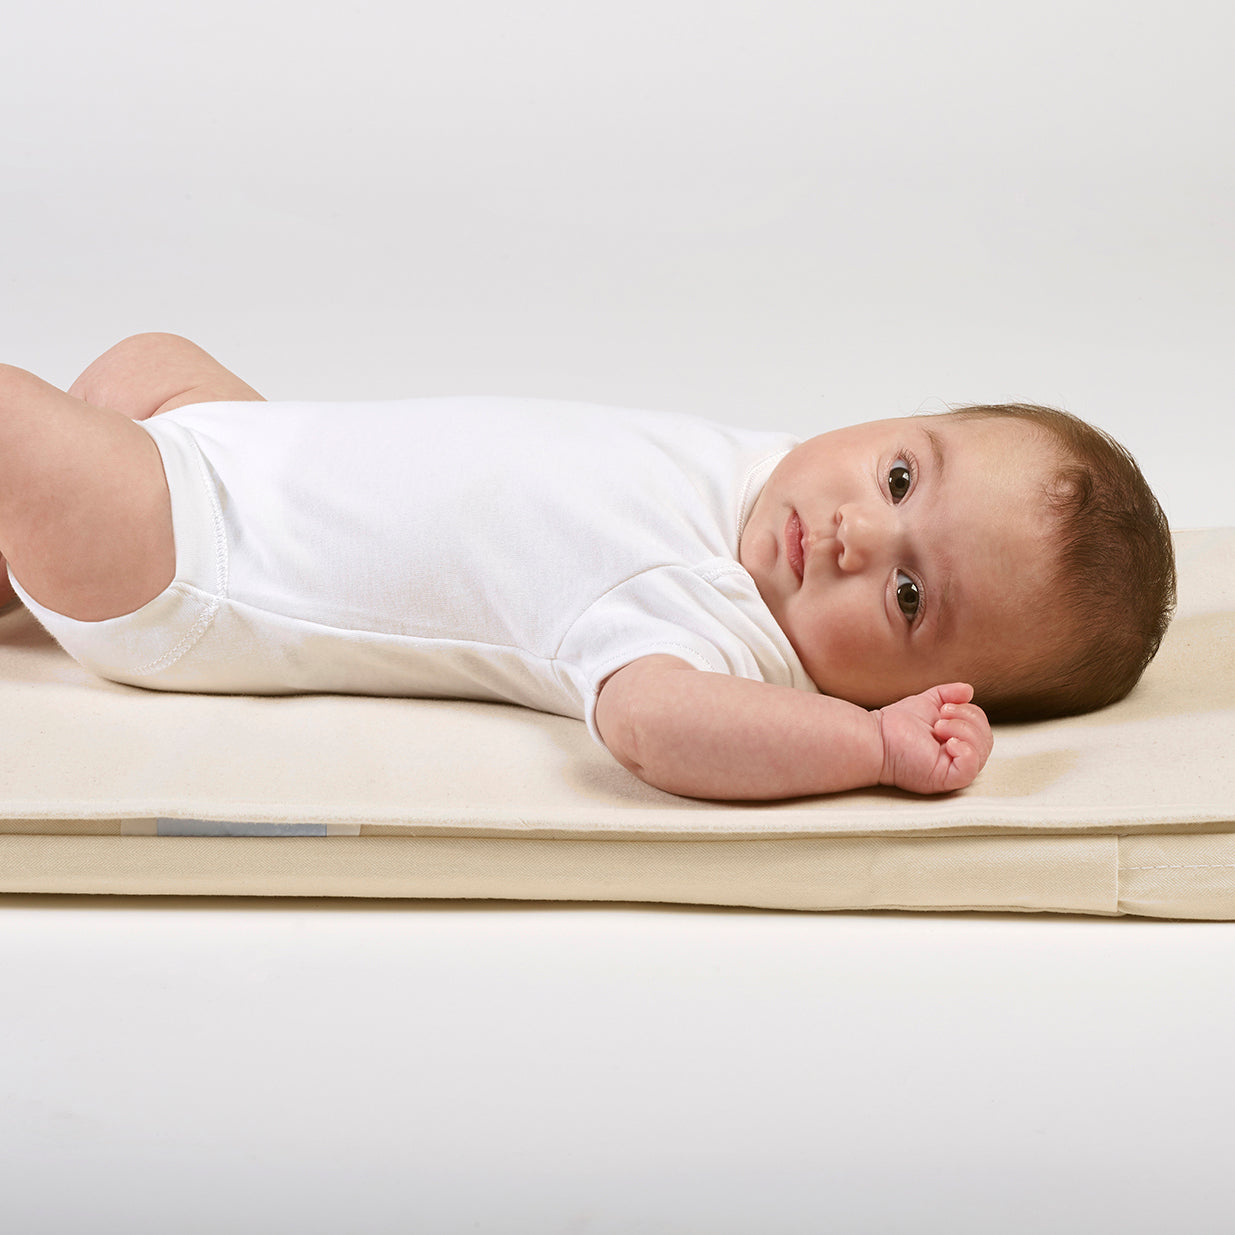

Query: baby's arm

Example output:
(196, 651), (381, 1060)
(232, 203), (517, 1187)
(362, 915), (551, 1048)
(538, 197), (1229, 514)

(68, 333), (264, 419)
(595, 655), (992, 800)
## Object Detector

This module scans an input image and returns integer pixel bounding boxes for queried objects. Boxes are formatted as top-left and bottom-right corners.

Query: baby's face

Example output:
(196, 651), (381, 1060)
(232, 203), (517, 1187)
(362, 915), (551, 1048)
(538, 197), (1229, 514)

(739, 414), (1060, 707)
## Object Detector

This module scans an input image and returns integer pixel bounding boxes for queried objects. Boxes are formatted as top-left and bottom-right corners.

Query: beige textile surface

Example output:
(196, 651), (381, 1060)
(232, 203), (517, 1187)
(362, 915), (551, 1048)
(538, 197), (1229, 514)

(2, 529), (1232, 916)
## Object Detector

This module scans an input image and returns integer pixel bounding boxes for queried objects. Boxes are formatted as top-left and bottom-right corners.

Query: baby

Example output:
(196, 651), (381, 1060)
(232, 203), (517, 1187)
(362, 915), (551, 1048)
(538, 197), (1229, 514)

(0, 334), (1175, 801)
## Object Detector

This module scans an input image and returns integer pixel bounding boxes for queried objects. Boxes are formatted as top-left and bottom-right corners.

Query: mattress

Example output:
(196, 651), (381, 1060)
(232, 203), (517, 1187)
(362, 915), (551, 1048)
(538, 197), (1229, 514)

(2, 528), (1232, 917)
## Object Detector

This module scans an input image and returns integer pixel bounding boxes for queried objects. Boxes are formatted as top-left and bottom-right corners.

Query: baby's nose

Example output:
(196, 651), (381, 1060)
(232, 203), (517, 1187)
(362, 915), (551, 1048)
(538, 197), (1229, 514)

(834, 505), (885, 573)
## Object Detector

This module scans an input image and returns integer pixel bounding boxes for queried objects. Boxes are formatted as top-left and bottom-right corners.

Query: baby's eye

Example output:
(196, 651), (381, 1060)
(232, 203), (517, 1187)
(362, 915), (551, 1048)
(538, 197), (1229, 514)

(896, 570), (920, 621)
(888, 458), (913, 502)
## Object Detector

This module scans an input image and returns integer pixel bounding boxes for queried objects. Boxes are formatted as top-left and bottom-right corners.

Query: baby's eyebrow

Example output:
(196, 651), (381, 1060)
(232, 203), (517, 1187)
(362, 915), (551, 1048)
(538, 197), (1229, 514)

(919, 424), (953, 641)
(922, 425), (946, 478)
(934, 573), (956, 643)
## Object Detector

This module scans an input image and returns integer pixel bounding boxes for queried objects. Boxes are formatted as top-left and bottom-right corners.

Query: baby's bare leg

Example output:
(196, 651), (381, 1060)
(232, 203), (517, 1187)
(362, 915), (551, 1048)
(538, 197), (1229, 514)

(0, 335), (262, 613)
(0, 364), (174, 621)
(69, 332), (265, 419)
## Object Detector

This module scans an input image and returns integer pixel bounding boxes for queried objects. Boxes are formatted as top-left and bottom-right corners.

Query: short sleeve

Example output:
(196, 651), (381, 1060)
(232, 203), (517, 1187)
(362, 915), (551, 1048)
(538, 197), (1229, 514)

(553, 561), (816, 744)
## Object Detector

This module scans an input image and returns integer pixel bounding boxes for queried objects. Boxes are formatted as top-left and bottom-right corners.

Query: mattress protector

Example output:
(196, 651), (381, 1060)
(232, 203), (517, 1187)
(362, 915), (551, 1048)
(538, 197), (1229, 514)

(2, 529), (1232, 917)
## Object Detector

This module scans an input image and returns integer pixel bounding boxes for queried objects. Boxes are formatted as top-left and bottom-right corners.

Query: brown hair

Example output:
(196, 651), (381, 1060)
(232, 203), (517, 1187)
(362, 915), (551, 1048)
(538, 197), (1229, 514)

(944, 403), (1176, 721)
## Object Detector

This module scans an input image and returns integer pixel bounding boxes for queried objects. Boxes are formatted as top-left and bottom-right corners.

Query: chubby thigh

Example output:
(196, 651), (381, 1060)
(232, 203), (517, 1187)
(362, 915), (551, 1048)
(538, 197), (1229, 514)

(0, 364), (174, 623)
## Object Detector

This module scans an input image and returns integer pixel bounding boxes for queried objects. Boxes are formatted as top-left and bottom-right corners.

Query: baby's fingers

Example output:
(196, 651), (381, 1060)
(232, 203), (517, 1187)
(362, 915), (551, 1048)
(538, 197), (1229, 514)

(940, 700), (991, 736)
(934, 682), (975, 707)
(933, 711), (993, 774)
(926, 726), (982, 789)
(943, 736), (981, 787)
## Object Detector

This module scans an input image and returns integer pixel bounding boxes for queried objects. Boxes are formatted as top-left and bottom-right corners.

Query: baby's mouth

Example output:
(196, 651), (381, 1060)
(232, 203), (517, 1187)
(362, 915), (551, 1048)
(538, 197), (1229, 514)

(785, 511), (805, 582)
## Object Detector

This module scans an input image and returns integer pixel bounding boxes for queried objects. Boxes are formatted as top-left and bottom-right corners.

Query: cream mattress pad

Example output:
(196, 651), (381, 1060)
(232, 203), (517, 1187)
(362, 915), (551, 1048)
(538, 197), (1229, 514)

(2, 529), (1232, 917)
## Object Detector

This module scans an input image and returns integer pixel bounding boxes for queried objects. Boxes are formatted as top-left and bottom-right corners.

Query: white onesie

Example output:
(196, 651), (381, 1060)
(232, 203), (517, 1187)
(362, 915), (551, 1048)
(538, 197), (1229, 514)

(13, 397), (817, 743)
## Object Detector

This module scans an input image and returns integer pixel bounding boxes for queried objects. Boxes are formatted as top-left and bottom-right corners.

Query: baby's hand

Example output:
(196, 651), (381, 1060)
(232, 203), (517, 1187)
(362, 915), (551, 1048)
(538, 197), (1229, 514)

(874, 683), (993, 795)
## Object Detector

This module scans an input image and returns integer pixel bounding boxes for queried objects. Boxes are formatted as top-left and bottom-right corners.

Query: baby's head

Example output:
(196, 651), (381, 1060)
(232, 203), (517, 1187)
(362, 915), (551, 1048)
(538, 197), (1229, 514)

(738, 403), (1176, 720)
(940, 403), (1175, 719)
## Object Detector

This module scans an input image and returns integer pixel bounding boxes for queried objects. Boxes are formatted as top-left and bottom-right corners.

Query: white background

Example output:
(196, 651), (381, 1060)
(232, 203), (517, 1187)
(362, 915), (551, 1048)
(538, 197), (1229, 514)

(2, 1), (1233, 1231)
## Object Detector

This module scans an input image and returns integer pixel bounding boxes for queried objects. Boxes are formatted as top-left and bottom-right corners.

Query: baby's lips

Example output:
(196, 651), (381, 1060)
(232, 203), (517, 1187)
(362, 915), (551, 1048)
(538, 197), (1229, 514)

(785, 511), (805, 581)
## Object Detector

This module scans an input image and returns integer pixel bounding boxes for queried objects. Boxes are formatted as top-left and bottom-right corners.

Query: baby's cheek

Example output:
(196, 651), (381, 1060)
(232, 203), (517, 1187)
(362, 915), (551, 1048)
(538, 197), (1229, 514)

(791, 599), (869, 684)
(804, 593), (865, 655)
(793, 598), (930, 706)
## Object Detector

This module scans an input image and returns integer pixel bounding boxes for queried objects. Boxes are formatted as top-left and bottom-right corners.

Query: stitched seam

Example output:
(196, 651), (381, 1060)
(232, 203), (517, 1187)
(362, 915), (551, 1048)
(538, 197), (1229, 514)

(1121, 863), (1235, 872)
(185, 424), (229, 598)
(128, 422), (228, 677)
(576, 641), (717, 678)
(551, 563), (698, 659)
(131, 593), (221, 676)
(695, 559), (750, 586)
(734, 448), (790, 544)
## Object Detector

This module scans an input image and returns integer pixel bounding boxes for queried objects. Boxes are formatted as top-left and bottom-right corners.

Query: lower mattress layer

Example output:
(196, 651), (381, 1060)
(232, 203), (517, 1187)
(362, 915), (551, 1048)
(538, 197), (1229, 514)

(2, 831), (1231, 919)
